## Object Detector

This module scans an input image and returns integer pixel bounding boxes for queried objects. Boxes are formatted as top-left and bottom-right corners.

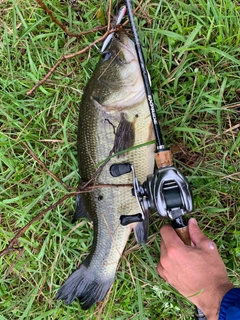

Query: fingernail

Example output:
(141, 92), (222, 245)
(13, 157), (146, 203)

(208, 241), (215, 250)
(190, 218), (198, 225)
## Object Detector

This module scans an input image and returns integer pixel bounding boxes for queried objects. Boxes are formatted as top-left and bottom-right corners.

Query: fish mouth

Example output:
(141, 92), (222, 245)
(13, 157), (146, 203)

(102, 32), (137, 65)
(114, 32), (136, 60)
(115, 32), (135, 50)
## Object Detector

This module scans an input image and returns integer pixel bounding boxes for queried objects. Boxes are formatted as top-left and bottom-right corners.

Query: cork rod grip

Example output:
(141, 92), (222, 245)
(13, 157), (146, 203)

(174, 226), (191, 246)
(172, 216), (191, 246)
(155, 150), (173, 168)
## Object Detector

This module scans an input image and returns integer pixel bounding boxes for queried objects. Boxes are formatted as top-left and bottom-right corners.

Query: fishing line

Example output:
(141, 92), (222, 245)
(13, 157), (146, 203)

(125, 0), (165, 150)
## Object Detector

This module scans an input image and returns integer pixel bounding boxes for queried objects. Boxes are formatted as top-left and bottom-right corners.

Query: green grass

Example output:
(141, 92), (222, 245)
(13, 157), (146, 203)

(0, 0), (239, 319)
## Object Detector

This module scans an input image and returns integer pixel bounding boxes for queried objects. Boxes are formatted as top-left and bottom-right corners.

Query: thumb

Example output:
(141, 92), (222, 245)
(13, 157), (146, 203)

(188, 218), (208, 246)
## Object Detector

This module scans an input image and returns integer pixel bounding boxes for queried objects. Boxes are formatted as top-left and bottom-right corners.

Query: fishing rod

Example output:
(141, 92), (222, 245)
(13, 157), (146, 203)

(110, 1), (207, 319)
(125, 1), (165, 151)
(123, 0), (193, 242)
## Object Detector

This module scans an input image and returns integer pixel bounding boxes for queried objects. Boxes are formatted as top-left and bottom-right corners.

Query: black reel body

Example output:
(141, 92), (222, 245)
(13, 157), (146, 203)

(110, 163), (193, 226)
(144, 166), (193, 220)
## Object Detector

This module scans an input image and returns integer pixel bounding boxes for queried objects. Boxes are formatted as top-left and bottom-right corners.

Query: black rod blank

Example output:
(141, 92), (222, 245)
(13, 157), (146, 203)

(125, 0), (165, 150)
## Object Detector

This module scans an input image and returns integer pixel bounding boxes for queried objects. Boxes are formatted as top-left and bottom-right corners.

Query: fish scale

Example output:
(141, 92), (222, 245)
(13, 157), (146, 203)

(56, 33), (155, 309)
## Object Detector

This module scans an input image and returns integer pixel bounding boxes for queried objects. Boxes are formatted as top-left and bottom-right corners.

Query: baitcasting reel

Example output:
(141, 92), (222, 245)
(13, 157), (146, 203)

(110, 162), (193, 227)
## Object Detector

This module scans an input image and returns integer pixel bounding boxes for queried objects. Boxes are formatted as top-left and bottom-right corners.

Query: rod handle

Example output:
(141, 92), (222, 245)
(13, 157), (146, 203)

(171, 216), (191, 245)
(175, 225), (191, 245)
(172, 217), (207, 319)
(155, 149), (173, 168)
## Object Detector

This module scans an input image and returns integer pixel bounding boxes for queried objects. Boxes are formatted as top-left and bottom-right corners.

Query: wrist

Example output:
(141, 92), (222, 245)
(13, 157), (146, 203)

(199, 282), (234, 320)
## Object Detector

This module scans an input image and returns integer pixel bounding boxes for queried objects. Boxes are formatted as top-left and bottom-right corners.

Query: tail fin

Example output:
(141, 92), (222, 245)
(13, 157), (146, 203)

(56, 263), (114, 309)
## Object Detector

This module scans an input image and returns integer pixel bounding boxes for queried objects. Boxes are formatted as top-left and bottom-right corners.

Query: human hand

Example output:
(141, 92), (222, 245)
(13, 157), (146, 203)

(157, 218), (233, 320)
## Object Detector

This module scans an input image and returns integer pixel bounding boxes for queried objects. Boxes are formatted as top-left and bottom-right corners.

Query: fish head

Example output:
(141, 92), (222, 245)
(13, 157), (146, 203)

(92, 33), (145, 109)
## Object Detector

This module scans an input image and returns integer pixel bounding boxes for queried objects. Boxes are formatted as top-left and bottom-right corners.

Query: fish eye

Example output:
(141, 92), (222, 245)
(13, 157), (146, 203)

(101, 51), (112, 61)
(117, 52), (126, 64)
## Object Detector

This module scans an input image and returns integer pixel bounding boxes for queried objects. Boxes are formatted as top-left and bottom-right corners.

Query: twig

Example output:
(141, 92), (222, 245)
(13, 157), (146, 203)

(84, 183), (132, 190)
(23, 142), (72, 191)
(26, 55), (64, 95)
(36, 0), (106, 37)
(26, 28), (116, 96)
(28, 0), (145, 96)
(0, 184), (132, 257)
(0, 192), (78, 257)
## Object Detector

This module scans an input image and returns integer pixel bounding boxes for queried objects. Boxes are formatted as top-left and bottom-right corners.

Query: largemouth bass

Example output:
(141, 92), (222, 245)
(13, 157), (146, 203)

(56, 33), (155, 309)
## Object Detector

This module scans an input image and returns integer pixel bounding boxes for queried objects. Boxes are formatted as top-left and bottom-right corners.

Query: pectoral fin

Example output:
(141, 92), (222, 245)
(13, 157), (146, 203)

(113, 113), (135, 154)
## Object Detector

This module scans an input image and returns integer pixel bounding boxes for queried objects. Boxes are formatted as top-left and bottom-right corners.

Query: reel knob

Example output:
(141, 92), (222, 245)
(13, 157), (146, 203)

(110, 163), (132, 177)
(120, 213), (143, 226)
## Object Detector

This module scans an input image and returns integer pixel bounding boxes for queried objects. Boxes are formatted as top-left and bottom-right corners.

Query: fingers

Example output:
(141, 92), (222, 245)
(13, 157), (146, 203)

(160, 219), (216, 252)
(188, 218), (209, 245)
(156, 260), (163, 277)
(160, 220), (213, 250)
(156, 258), (168, 281)
(158, 228), (180, 282)
(160, 224), (185, 247)
(157, 238), (168, 280)
(156, 262), (168, 282)
(188, 218), (216, 250)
